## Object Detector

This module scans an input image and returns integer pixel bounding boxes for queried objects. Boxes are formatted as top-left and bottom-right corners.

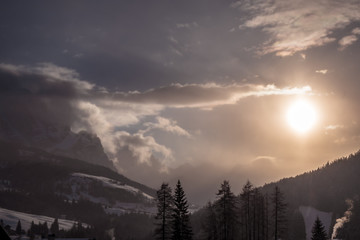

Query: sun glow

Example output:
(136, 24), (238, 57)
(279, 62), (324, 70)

(286, 99), (318, 134)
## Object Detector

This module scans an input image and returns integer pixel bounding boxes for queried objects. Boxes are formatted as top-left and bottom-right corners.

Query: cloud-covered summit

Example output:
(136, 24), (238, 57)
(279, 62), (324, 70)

(0, 62), (314, 180)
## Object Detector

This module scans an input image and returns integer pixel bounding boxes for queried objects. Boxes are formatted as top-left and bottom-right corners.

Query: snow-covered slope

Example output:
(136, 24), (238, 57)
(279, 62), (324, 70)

(0, 207), (85, 231)
(299, 206), (333, 240)
(54, 172), (156, 215)
(72, 173), (154, 201)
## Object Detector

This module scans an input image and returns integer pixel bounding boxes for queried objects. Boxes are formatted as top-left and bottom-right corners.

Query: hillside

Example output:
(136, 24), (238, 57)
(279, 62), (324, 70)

(261, 150), (360, 214)
(191, 150), (360, 240)
(0, 140), (156, 220)
(258, 150), (360, 239)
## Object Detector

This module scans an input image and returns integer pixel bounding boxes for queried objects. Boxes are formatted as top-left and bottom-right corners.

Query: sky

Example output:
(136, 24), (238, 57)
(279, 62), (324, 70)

(1, 0), (360, 204)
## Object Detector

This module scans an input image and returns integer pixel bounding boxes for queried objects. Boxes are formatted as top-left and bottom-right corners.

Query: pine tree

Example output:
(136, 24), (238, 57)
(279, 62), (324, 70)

(42, 221), (49, 238)
(155, 183), (173, 240)
(215, 180), (238, 240)
(172, 180), (192, 240)
(204, 202), (218, 240)
(28, 221), (35, 238)
(311, 217), (327, 240)
(240, 180), (254, 240)
(50, 218), (59, 235)
(271, 186), (287, 240)
(16, 220), (22, 235)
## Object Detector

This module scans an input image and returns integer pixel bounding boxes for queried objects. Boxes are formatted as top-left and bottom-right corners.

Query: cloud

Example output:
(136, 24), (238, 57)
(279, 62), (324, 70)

(114, 131), (174, 165)
(0, 62), (94, 96)
(176, 22), (198, 29)
(338, 27), (360, 50)
(325, 124), (344, 130)
(107, 83), (313, 109)
(316, 69), (328, 74)
(237, 0), (360, 56)
(352, 27), (360, 35)
(143, 117), (191, 137)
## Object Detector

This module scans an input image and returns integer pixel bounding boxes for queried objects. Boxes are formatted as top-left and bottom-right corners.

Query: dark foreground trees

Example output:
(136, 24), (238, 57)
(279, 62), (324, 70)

(156, 180), (288, 240)
(155, 181), (193, 240)
(215, 180), (238, 240)
(172, 180), (193, 240)
(197, 181), (287, 240)
(155, 183), (174, 240)
(311, 217), (327, 240)
(272, 185), (287, 240)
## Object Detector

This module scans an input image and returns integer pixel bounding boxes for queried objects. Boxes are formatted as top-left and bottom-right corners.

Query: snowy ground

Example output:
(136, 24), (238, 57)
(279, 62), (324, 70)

(299, 206), (333, 240)
(0, 207), (83, 231)
(72, 172), (154, 200)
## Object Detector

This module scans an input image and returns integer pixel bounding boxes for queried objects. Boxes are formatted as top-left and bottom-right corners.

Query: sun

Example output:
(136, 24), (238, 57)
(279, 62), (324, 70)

(286, 99), (318, 134)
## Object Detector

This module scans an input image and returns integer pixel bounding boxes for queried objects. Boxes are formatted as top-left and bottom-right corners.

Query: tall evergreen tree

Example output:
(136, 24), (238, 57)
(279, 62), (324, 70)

(172, 180), (192, 240)
(215, 180), (238, 240)
(42, 221), (49, 237)
(311, 217), (327, 240)
(204, 202), (218, 240)
(271, 186), (287, 240)
(50, 218), (59, 235)
(155, 183), (173, 240)
(240, 180), (254, 240)
(28, 221), (35, 238)
(16, 220), (22, 235)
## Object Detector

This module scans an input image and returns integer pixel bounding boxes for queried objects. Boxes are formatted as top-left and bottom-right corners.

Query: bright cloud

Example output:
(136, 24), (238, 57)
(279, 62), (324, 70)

(114, 131), (174, 165)
(338, 27), (360, 50)
(316, 69), (328, 74)
(237, 0), (360, 56)
(108, 83), (313, 109)
(143, 117), (191, 138)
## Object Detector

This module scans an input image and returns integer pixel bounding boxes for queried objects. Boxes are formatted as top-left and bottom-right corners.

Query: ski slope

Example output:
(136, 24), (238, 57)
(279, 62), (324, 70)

(0, 207), (83, 231)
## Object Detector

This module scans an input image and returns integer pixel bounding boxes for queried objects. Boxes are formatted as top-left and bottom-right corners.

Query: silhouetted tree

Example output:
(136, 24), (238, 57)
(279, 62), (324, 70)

(264, 194), (269, 240)
(311, 217), (327, 240)
(240, 180), (254, 240)
(172, 180), (192, 240)
(271, 185), (287, 240)
(41, 221), (49, 237)
(215, 180), (238, 240)
(50, 218), (59, 235)
(204, 202), (218, 240)
(16, 220), (22, 235)
(155, 183), (173, 240)
(27, 221), (35, 238)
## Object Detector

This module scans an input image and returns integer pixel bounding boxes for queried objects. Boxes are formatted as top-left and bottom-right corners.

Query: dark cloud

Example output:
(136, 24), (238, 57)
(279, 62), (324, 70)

(0, 63), (84, 128)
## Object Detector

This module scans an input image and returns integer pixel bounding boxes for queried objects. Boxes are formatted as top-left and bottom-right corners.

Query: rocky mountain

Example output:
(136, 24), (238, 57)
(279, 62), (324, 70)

(0, 140), (156, 219)
(0, 117), (115, 170)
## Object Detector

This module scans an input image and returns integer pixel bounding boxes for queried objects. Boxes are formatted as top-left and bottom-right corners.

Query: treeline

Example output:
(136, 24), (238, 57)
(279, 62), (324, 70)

(154, 180), (287, 240)
(0, 218), (94, 239)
